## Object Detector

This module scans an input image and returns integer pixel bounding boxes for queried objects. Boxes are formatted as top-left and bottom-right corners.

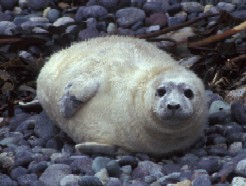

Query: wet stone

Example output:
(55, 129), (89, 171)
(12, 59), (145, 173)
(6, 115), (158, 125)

(82, 5), (108, 19)
(39, 164), (72, 186)
(118, 156), (138, 169)
(106, 160), (121, 178)
(235, 159), (246, 177)
(178, 153), (199, 166)
(231, 102), (246, 125)
(78, 176), (103, 186)
(70, 156), (93, 174)
(106, 177), (122, 186)
(0, 173), (17, 186)
(10, 167), (28, 180)
(116, 7), (145, 27)
(216, 2), (235, 12)
(196, 158), (221, 174)
(27, 0), (49, 11)
(181, 2), (204, 13)
(0, 0), (17, 10)
(60, 174), (81, 186)
(92, 156), (111, 173)
(192, 175), (212, 186)
(17, 174), (38, 186)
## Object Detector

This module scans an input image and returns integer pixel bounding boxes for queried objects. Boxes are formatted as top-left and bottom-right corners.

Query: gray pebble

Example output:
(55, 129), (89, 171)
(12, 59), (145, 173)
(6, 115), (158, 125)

(10, 167), (28, 180)
(99, 0), (119, 9)
(0, 152), (15, 170)
(192, 175), (212, 186)
(0, 0), (17, 10)
(0, 21), (17, 35)
(92, 156), (111, 173)
(229, 142), (243, 155)
(118, 156), (138, 169)
(106, 177), (122, 186)
(132, 161), (163, 180)
(47, 9), (60, 23)
(28, 161), (48, 174)
(196, 158), (221, 174)
(209, 100), (231, 114)
(0, 173), (17, 186)
(143, 2), (162, 14)
(17, 174), (38, 186)
(231, 176), (246, 186)
(83, 5), (108, 19)
(231, 102), (246, 125)
(106, 160), (121, 178)
(71, 156), (93, 174)
(146, 25), (160, 33)
(14, 150), (34, 167)
(235, 159), (246, 177)
(39, 164), (72, 186)
(79, 176), (103, 186)
(167, 16), (182, 27)
(216, 2), (235, 12)
(116, 7), (145, 28)
(181, 2), (204, 13)
(60, 174), (81, 186)
(232, 10), (246, 19)
(53, 17), (75, 27)
(179, 153), (199, 166)
(27, 0), (49, 11)
(34, 111), (58, 140)
(161, 164), (182, 175)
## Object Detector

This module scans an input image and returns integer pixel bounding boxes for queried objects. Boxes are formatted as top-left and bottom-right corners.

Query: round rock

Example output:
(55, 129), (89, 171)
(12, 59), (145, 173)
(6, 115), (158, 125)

(116, 7), (145, 27)
(39, 164), (72, 186)
(27, 0), (49, 11)
(0, 0), (17, 10)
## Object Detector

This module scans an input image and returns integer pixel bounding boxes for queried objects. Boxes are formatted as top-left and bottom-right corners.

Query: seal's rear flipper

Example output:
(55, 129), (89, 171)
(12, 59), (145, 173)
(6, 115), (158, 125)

(59, 77), (99, 118)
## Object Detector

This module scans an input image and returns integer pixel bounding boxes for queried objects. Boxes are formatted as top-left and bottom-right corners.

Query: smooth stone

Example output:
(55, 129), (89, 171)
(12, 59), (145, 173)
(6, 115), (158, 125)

(235, 159), (246, 177)
(92, 156), (111, 173)
(229, 142), (243, 155)
(34, 111), (58, 140)
(78, 176), (103, 186)
(0, 0), (17, 10)
(70, 156), (93, 174)
(196, 158), (221, 174)
(107, 22), (116, 33)
(132, 161), (163, 180)
(231, 177), (246, 186)
(0, 21), (17, 35)
(146, 13), (167, 27)
(106, 177), (122, 186)
(231, 101), (246, 124)
(27, 0), (49, 11)
(0, 152), (15, 170)
(17, 174), (38, 186)
(167, 16), (182, 27)
(146, 25), (160, 33)
(232, 10), (246, 19)
(47, 9), (60, 23)
(99, 0), (119, 9)
(28, 161), (48, 174)
(0, 174), (17, 186)
(83, 5), (108, 19)
(143, 2), (162, 14)
(181, 2), (204, 13)
(39, 164), (72, 186)
(216, 2), (235, 12)
(116, 7), (145, 27)
(60, 174), (81, 186)
(178, 153), (199, 166)
(118, 156), (138, 169)
(53, 17), (75, 27)
(106, 160), (121, 178)
(95, 168), (109, 185)
(192, 175), (212, 186)
(10, 167), (28, 180)
(209, 100), (231, 114)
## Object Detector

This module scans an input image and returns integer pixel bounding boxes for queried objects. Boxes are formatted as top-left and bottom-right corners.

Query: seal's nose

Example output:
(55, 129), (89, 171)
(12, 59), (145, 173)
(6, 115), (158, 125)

(167, 104), (180, 110)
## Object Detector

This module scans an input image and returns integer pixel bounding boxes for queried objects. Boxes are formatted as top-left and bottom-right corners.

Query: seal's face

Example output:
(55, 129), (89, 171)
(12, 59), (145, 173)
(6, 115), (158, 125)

(153, 81), (196, 126)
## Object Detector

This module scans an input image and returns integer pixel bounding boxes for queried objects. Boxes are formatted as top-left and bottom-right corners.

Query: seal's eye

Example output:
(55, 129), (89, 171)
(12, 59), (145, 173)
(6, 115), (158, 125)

(156, 88), (166, 97)
(184, 89), (194, 99)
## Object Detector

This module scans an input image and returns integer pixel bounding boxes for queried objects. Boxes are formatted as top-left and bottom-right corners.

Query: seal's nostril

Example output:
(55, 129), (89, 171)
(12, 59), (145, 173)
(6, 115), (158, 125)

(167, 104), (180, 110)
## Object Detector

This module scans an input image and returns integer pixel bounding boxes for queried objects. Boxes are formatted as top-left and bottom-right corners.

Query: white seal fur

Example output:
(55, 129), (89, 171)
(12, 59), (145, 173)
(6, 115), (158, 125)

(37, 36), (207, 155)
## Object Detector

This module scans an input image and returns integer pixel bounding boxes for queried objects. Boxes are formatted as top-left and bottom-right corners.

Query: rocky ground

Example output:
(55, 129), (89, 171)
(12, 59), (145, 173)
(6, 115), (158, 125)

(0, 0), (246, 186)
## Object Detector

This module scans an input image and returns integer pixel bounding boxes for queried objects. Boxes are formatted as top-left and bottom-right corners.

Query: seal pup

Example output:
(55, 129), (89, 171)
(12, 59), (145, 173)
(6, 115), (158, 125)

(37, 36), (207, 155)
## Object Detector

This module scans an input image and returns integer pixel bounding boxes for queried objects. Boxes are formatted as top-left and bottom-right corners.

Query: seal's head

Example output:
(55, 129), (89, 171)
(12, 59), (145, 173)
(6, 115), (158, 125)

(149, 68), (205, 127)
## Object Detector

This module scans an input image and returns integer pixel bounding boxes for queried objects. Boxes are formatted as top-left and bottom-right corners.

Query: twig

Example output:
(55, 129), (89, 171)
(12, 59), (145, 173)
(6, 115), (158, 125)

(188, 21), (246, 47)
(136, 13), (219, 39)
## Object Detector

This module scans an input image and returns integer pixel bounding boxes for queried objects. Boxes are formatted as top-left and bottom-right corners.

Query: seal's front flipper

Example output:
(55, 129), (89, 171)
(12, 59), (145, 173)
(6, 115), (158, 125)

(59, 77), (99, 118)
(75, 142), (117, 155)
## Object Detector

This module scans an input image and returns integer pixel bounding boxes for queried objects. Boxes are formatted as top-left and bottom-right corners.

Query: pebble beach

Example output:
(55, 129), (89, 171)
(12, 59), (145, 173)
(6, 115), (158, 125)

(0, 0), (246, 186)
